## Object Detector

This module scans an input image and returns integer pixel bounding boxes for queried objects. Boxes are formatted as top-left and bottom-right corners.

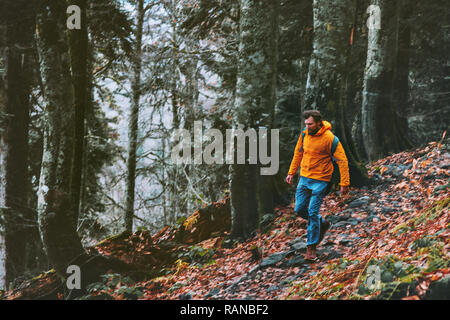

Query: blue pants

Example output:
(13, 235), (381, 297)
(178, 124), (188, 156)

(294, 176), (328, 247)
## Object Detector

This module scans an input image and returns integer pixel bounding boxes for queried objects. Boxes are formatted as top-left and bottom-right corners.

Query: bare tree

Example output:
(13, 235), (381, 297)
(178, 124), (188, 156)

(125, 0), (146, 233)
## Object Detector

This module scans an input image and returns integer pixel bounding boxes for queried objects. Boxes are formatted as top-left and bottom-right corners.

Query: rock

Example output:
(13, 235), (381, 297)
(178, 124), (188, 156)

(290, 242), (308, 252)
(289, 237), (308, 252)
(280, 276), (297, 286)
(321, 249), (343, 261)
(338, 238), (353, 246)
(333, 221), (350, 228)
(394, 261), (403, 270)
(282, 256), (307, 268)
(227, 282), (241, 294)
(372, 173), (383, 182)
(381, 271), (395, 283)
(366, 206), (377, 215)
(179, 292), (192, 300)
(357, 284), (370, 295)
(260, 252), (288, 268)
(381, 207), (395, 215)
(205, 287), (220, 298)
(385, 164), (409, 177)
(335, 214), (351, 222)
(326, 215), (340, 224)
(377, 280), (418, 300)
(247, 264), (261, 275)
(434, 184), (449, 193)
(266, 285), (279, 293)
(424, 275), (450, 300)
(439, 163), (450, 170)
(289, 236), (303, 244)
(348, 196), (370, 208)
(260, 213), (276, 229)
(365, 215), (379, 222)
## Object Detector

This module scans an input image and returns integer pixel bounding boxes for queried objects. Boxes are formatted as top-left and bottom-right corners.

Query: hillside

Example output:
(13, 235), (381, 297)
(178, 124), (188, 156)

(3, 140), (449, 300)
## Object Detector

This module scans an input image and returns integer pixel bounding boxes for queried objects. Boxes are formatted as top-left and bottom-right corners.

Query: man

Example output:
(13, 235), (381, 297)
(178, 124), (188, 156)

(286, 110), (350, 260)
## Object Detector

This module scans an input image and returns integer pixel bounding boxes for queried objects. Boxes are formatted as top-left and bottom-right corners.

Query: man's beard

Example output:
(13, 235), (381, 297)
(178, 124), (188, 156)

(309, 127), (319, 135)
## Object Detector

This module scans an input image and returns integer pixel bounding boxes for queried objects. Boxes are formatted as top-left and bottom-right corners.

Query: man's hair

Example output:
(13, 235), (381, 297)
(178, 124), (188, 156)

(303, 109), (322, 123)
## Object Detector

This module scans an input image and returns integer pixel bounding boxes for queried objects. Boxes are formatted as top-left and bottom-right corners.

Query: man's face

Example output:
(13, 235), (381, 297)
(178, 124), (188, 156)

(305, 116), (321, 134)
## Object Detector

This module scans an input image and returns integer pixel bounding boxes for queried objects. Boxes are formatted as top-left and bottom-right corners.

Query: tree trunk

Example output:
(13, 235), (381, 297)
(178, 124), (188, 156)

(361, 0), (402, 161)
(0, 21), (6, 290)
(392, 0), (413, 150)
(303, 0), (368, 186)
(67, 0), (88, 229)
(36, 0), (84, 275)
(34, 4), (132, 293)
(0, 0), (34, 288)
(230, 0), (279, 240)
(125, 0), (144, 233)
(257, 0), (279, 217)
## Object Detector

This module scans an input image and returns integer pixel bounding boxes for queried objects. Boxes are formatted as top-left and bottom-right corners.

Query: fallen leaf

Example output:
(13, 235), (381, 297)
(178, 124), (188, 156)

(401, 295), (420, 300)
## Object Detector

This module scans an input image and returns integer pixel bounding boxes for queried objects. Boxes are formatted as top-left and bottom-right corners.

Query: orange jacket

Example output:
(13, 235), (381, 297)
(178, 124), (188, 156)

(288, 121), (350, 186)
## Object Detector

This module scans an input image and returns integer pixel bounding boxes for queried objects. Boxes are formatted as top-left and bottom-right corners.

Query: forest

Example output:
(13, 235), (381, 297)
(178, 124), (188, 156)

(0, 0), (449, 301)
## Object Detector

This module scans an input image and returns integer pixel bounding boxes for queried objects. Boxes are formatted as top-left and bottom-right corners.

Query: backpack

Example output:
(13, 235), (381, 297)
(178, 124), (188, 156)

(299, 130), (340, 195)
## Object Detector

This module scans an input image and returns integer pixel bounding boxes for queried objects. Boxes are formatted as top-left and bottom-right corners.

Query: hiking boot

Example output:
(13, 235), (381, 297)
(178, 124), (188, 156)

(305, 245), (317, 261)
(318, 219), (331, 245)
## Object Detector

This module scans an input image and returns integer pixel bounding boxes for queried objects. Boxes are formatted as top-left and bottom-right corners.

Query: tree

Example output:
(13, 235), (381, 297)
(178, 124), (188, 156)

(361, 0), (410, 161)
(35, 0), (84, 274)
(33, 2), (135, 292)
(392, 0), (414, 150)
(303, 0), (368, 186)
(229, 0), (279, 240)
(79, 0), (132, 240)
(0, 0), (34, 288)
(124, 0), (145, 233)
(67, 0), (88, 228)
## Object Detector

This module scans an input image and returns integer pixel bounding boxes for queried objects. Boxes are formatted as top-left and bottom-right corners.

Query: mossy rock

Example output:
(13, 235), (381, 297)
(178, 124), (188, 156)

(376, 280), (418, 300)
(424, 275), (450, 300)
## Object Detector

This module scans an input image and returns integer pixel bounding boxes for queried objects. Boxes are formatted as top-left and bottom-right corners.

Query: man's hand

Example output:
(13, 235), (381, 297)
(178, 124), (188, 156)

(286, 174), (294, 185)
(340, 185), (349, 196)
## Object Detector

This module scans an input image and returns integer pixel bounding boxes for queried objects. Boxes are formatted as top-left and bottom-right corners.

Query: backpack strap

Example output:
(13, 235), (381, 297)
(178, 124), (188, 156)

(331, 135), (339, 161)
(326, 135), (341, 195)
(298, 130), (306, 153)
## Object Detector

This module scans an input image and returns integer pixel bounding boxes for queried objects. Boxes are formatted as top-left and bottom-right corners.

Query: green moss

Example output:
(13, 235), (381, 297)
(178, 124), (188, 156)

(93, 231), (131, 247)
(412, 197), (449, 227)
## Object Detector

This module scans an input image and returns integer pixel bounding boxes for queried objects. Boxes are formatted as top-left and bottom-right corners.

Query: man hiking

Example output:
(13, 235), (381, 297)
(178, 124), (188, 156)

(286, 110), (350, 260)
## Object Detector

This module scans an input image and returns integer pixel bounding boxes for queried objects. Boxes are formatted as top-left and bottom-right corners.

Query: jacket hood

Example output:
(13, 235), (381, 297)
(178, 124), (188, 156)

(307, 120), (332, 136)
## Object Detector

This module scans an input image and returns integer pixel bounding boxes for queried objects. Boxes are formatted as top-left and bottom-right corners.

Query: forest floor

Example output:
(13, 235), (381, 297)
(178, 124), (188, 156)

(3, 140), (449, 300)
(87, 140), (449, 300)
